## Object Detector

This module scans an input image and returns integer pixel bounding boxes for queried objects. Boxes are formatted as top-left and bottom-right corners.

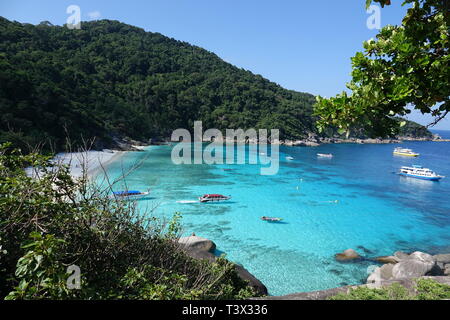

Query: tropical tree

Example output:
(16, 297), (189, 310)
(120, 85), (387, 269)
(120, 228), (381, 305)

(314, 0), (449, 137)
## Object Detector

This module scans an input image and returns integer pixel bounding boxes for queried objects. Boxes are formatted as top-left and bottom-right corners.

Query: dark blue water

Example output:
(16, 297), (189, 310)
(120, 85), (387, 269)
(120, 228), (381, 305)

(98, 138), (450, 295)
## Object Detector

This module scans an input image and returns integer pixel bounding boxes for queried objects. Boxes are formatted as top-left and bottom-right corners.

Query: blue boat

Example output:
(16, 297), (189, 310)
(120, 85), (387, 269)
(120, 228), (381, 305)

(112, 190), (150, 199)
(399, 165), (444, 181)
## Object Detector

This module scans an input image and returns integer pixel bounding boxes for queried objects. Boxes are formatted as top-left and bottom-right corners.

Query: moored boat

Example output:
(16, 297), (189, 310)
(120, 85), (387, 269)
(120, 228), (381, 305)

(393, 147), (419, 157)
(398, 165), (444, 181)
(199, 194), (231, 203)
(261, 216), (283, 222)
(317, 153), (333, 158)
(112, 190), (150, 199)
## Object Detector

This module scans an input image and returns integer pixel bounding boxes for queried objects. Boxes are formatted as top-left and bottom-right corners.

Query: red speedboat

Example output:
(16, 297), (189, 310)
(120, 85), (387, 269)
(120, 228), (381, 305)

(199, 194), (231, 203)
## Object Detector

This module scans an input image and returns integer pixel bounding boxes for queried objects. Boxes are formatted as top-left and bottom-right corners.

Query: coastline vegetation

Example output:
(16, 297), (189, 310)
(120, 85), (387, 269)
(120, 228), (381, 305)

(0, 143), (257, 299)
(0, 16), (432, 153)
(0, 0), (448, 301)
(329, 279), (450, 300)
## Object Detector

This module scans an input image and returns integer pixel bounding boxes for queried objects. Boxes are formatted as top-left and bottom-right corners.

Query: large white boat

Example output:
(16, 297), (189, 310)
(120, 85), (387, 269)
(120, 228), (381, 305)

(399, 165), (444, 181)
(393, 147), (419, 157)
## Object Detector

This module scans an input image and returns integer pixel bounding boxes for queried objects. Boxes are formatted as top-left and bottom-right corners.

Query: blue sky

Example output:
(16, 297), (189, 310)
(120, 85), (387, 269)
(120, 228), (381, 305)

(1, 0), (449, 130)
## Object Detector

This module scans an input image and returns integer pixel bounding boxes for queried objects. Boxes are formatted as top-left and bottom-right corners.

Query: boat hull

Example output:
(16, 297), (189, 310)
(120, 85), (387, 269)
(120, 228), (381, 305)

(393, 152), (419, 157)
(399, 173), (442, 181)
(113, 192), (150, 200)
(199, 198), (230, 203)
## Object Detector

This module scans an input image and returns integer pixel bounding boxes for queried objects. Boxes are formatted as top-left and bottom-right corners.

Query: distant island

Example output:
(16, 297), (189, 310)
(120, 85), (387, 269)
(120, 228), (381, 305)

(0, 17), (432, 152)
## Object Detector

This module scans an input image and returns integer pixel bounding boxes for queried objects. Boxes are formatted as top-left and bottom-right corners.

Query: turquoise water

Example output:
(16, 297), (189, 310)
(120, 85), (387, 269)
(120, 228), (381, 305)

(97, 138), (450, 296)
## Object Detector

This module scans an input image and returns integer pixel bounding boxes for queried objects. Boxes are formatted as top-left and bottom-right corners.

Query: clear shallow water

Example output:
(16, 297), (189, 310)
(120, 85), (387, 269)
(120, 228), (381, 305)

(96, 138), (450, 296)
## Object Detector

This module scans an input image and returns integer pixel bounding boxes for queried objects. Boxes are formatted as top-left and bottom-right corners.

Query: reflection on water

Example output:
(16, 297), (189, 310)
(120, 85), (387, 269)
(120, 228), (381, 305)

(398, 175), (436, 191)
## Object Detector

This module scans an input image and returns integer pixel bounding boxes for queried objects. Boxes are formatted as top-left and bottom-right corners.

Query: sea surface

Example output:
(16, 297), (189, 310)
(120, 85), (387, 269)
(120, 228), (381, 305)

(96, 132), (450, 296)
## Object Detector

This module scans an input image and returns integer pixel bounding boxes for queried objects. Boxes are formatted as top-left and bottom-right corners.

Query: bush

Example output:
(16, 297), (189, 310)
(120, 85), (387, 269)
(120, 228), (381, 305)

(0, 143), (257, 299)
(329, 279), (450, 300)
(329, 283), (411, 300)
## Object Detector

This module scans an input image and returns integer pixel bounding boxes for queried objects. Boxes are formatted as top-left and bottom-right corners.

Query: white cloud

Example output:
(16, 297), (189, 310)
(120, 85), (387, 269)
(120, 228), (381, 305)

(87, 11), (101, 20)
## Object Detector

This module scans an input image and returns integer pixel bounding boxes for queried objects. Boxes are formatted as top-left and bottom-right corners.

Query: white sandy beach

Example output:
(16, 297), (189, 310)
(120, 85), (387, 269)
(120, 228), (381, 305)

(55, 150), (126, 178)
(26, 149), (126, 179)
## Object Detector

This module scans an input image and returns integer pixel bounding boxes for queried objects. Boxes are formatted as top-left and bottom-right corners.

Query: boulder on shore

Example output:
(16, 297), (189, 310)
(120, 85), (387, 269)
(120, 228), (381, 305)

(375, 256), (400, 264)
(392, 259), (436, 279)
(178, 235), (216, 253)
(335, 249), (361, 261)
(178, 235), (268, 296)
(367, 263), (395, 286)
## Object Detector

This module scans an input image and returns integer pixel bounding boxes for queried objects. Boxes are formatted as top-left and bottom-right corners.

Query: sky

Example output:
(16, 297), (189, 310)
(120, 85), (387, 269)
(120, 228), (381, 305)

(1, 0), (449, 130)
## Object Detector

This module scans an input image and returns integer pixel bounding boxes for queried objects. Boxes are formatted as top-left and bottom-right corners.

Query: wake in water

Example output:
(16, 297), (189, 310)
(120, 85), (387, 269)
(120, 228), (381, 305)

(176, 200), (199, 204)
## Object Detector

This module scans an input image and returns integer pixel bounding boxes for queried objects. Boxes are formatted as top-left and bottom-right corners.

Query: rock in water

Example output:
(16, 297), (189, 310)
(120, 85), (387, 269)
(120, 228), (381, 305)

(375, 256), (400, 264)
(394, 251), (410, 260)
(178, 235), (216, 253)
(335, 249), (361, 261)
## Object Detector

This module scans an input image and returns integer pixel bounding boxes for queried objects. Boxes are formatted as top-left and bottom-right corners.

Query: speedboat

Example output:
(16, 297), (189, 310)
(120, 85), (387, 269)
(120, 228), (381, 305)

(112, 190), (150, 199)
(261, 216), (283, 222)
(199, 194), (231, 203)
(393, 147), (419, 157)
(317, 153), (333, 158)
(398, 165), (444, 181)
(286, 156), (294, 160)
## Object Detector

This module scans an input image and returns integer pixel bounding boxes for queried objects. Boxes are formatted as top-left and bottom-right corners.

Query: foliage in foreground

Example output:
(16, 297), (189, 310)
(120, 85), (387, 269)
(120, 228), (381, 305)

(0, 143), (256, 299)
(329, 279), (450, 300)
(315, 0), (449, 137)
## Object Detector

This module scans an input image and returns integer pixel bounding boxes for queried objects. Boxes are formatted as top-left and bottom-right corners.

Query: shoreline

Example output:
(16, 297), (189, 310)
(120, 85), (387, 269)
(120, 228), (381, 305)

(51, 145), (151, 180)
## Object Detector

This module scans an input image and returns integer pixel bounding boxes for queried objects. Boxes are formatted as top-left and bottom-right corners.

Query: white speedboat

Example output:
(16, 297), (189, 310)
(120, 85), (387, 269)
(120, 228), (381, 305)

(199, 194), (231, 203)
(399, 165), (444, 181)
(286, 156), (294, 160)
(317, 153), (333, 158)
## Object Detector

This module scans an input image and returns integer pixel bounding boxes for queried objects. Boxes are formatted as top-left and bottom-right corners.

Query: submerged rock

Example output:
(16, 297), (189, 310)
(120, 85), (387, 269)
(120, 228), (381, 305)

(375, 256), (400, 264)
(335, 249), (361, 261)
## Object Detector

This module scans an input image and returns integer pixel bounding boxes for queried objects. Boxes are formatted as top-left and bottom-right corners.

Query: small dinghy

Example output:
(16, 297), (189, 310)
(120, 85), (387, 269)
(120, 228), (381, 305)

(261, 216), (283, 222)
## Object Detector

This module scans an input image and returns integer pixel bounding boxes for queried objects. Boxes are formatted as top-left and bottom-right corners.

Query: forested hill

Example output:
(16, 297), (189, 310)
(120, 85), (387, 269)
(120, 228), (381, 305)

(0, 17), (431, 151)
(0, 17), (317, 150)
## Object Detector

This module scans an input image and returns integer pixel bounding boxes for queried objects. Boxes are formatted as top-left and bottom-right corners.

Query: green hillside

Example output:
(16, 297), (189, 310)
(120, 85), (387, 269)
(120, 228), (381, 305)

(0, 17), (317, 150)
(0, 17), (432, 151)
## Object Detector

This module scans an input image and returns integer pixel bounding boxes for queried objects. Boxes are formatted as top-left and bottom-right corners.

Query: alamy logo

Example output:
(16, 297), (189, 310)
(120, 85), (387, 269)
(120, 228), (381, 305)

(171, 121), (280, 175)
(66, 5), (81, 30)
(66, 265), (81, 289)
(366, 4), (381, 30)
